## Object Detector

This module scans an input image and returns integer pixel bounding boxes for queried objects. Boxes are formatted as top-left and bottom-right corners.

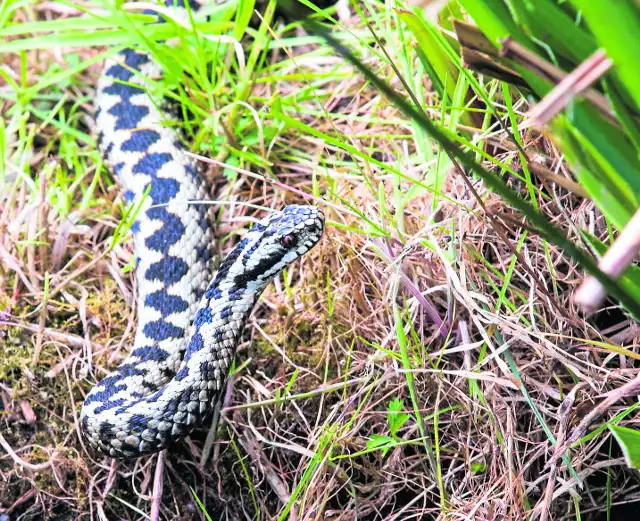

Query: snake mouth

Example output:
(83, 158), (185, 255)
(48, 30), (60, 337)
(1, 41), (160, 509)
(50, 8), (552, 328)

(307, 207), (325, 239)
(315, 207), (326, 228)
(277, 204), (325, 243)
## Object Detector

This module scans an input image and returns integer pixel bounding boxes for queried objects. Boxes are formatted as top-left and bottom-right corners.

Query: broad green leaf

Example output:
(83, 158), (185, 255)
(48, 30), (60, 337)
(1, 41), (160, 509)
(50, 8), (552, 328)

(610, 425), (640, 469)
(509, 0), (596, 64)
(605, 79), (640, 154)
(553, 115), (638, 230)
(554, 121), (636, 229)
(457, 0), (526, 48)
(573, 0), (640, 114)
(398, 10), (459, 100)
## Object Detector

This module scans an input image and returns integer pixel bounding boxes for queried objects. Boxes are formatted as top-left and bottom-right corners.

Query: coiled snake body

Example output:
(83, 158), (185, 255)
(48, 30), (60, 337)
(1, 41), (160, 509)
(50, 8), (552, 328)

(80, 1), (324, 458)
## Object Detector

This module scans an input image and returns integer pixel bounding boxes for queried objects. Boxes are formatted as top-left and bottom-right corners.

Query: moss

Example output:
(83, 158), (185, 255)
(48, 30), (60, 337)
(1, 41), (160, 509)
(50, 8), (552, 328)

(84, 278), (130, 345)
(0, 333), (32, 394)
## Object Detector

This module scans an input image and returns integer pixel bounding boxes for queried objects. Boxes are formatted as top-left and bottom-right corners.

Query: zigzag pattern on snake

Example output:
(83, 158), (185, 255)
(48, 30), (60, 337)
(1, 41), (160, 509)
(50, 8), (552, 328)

(80, 0), (324, 459)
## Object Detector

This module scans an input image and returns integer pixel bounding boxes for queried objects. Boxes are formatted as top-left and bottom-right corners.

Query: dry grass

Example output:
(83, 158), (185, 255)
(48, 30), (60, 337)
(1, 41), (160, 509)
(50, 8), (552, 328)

(1, 1), (639, 520)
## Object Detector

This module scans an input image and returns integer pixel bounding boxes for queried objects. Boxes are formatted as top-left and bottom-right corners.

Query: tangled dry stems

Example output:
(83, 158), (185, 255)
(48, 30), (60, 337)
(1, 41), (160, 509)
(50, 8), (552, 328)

(1, 3), (638, 521)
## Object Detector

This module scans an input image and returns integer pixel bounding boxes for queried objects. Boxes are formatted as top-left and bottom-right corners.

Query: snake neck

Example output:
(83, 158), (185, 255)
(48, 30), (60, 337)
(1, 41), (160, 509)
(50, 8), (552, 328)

(178, 243), (279, 379)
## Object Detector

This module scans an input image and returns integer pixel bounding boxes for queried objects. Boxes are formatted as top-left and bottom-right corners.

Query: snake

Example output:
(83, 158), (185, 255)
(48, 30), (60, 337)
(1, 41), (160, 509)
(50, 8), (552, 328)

(79, 0), (324, 459)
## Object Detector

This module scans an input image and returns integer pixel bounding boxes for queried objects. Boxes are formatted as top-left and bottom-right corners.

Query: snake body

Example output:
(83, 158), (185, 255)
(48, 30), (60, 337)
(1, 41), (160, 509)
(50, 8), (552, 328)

(80, 0), (324, 458)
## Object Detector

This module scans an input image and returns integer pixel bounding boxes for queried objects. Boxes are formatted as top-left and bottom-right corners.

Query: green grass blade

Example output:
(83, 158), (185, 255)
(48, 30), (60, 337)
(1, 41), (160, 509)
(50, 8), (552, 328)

(289, 10), (640, 318)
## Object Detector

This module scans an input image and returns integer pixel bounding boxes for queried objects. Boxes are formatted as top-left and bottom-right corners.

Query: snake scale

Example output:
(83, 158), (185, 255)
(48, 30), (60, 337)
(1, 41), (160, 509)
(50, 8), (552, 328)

(80, 0), (324, 458)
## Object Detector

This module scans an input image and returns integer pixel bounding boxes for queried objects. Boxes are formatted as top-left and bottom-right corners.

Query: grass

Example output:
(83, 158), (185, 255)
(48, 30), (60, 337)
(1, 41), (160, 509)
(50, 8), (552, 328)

(1, 0), (639, 520)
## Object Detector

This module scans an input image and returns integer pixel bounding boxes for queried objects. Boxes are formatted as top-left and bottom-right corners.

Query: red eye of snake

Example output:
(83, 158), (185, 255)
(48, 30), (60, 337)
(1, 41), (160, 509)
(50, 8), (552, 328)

(281, 234), (297, 248)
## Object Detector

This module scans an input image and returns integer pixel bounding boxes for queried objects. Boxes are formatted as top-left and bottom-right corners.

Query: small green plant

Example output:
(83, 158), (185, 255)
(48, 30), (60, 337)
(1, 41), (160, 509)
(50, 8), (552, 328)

(366, 397), (411, 456)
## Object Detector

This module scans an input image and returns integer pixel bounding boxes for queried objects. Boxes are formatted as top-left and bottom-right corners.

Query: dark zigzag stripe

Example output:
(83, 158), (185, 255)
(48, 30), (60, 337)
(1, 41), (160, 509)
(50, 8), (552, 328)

(95, 398), (126, 414)
(175, 366), (189, 380)
(193, 306), (212, 327)
(104, 82), (143, 100)
(113, 162), (124, 176)
(145, 209), (185, 253)
(196, 204), (211, 235)
(127, 414), (149, 433)
(203, 239), (248, 298)
(84, 364), (148, 404)
(103, 52), (151, 133)
(109, 101), (149, 132)
(147, 178), (180, 206)
(194, 243), (215, 301)
(143, 319), (184, 341)
(203, 284), (222, 302)
(241, 233), (268, 266)
(132, 158), (185, 259)
(250, 222), (267, 234)
(181, 330), (204, 367)
(146, 390), (163, 403)
(85, 386), (125, 406)
(104, 49), (149, 82)
(121, 130), (161, 152)
(87, 1), (222, 455)
(104, 60), (150, 131)
(226, 287), (245, 302)
(104, 64), (133, 83)
(162, 397), (180, 420)
(145, 256), (189, 284)
(145, 290), (189, 315)
(130, 346), (170, 362)
(133, 153), (174, 183)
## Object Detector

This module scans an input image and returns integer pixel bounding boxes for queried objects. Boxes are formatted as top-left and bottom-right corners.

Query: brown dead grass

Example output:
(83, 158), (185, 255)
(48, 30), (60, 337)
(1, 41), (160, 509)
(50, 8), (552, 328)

(1, 2), (640, 521)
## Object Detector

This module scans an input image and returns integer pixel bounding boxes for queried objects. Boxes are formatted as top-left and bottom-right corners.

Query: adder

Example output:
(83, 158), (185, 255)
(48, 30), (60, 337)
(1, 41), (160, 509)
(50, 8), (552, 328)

(80, 0), (324, 458)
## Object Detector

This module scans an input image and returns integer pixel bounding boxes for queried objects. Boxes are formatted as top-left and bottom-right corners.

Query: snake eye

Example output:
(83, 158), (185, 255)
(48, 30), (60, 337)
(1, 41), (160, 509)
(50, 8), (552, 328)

(280, 234), (297, 248)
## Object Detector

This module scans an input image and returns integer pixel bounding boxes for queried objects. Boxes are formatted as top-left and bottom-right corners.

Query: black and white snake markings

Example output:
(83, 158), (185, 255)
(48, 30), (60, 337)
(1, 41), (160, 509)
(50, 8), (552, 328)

(80, 0), (324, 458)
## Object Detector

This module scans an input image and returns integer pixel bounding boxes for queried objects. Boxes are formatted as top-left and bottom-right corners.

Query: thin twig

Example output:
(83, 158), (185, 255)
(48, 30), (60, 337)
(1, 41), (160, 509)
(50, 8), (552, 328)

(554, 376), (640, 459)
(149, 450), (166, 521)
(525, 49), (612, 128)
(0, 432), (54, 472)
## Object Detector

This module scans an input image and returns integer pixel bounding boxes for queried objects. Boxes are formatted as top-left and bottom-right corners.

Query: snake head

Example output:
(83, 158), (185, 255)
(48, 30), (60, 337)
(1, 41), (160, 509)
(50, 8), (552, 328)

(265, 204), (325, 255)
(243, 204), (324, 275)
(213, 204), (325, 293)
